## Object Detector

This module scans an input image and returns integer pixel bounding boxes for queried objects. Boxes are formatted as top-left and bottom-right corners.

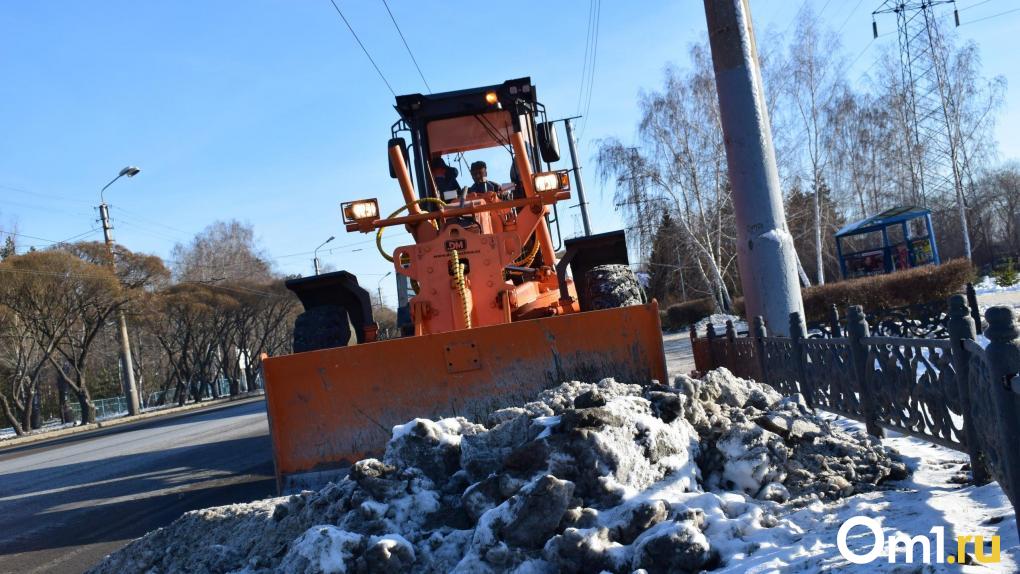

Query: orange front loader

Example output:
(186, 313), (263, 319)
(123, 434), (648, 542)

(262, 78), (667, 492)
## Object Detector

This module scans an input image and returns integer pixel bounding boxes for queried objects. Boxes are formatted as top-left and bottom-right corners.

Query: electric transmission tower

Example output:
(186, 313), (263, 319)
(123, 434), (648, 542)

(873, 0), (972, 259)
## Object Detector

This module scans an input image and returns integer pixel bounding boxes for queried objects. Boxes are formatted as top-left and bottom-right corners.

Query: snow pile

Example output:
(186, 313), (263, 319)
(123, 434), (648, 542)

(89, 369), (909, 574)
(975, 274), (1020, 294)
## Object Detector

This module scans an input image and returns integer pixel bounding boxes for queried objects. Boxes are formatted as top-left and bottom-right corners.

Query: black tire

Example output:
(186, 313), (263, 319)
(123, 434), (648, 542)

(292, 305), (351, 353)
(585, 264), (644, 310)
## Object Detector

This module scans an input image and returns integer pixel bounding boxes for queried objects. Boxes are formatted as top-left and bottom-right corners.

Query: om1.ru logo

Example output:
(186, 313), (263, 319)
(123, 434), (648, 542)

(838, 516), (1000, 565)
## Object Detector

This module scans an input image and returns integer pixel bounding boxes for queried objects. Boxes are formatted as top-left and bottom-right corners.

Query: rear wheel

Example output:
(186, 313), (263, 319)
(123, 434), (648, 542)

(585, 264), (644, 310)
(292, 305), (351, 353)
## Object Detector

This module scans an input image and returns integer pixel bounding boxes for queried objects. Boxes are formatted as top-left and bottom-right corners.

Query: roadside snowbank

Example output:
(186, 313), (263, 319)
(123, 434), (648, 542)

(89, 369), (1018, 573)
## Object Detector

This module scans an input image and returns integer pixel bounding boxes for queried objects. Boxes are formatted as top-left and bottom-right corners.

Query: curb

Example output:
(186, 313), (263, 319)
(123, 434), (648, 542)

(0, 392), (266, 450)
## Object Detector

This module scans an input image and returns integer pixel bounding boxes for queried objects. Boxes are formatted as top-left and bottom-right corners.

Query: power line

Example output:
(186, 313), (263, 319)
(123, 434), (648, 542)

(958, 0), (995, 11)
(113, 206), (196, 238)
(578, 0), (601, 143)
(783, 0), (811, 36)
(379, 0), (430, 93)
(959, 5), (1020, 25)
(576, 0), (595, 115)
(0, 227), (100, 247)
(0, 183), (93, 206)
(836, 0), (867, 35)
(327, 0), (396, 97)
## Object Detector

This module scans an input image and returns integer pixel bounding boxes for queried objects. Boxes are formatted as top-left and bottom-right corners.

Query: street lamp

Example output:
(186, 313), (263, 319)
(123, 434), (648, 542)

(100, 166), (141, 205)
(313, 236), (335, 275)
(96, 166), (142, 417)
(376, 271), (393, 309)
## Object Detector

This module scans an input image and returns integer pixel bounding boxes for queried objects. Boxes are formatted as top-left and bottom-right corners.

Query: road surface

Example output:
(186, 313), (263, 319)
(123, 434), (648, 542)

(0, 399), (274, 574)
(0, 334), (699, 574)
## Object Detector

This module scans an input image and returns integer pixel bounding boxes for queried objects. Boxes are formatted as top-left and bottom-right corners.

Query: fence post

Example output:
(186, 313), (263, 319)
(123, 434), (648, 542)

(829, 304), (843, 338)
(725, 320), (737, 369)
(789, 311), (813, 408)
(752, 315), (769, 386)
(984, 307), (1020, 518)
(947, 294), (989, 484)
(966, 282), (982, 334)
(847, 304), (884, 438)
(706, 322), (718, 370)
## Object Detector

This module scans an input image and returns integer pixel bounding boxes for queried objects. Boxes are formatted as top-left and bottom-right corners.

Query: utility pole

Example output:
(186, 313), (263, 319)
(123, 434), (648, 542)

(98, 166), (142, 415)
(703, 0), (804, 336)
(562, 117), (593, 236)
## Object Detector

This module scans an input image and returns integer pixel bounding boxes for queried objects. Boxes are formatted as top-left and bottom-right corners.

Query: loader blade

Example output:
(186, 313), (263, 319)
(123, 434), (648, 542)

(262, 301), (666, 493)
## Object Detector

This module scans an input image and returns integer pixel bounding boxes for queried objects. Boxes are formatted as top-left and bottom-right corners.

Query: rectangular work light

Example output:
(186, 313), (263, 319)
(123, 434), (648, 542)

(342, 199), (380, 223)
(532, 171), (571, 193)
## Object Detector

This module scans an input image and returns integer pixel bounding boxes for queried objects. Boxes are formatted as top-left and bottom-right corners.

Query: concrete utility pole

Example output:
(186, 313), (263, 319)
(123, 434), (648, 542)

(98, 166), (142, 415)
(562, 117), (593, 236)
(703, 0), (804, 336)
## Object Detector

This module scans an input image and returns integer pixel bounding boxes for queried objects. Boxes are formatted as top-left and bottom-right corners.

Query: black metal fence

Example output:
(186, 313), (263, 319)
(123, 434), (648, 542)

(803, 282), (983, 339)
(692, 295), (1020, 527)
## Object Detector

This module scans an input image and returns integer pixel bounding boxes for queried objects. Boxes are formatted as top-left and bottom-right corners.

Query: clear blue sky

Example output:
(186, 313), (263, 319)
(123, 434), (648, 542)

(2, 0), (1017, 306)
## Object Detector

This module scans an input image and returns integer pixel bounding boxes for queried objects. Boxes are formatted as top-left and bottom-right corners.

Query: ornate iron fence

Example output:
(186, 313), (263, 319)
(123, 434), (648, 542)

(804, 282), (983, 339)
(691, 295), (1020, 531)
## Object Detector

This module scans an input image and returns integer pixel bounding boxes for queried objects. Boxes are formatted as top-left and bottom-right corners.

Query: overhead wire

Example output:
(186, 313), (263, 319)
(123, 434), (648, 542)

(836, 0), (866, 35)
(959, 5), (1020, 25)
(379, 0), (431, 93)
(576, 0), (595, 115)
(0, 183), (94, 206)
(0, 227), (101, 250)
(577, 0), (601, 144)
(327, 0), (397, 97)
(958, 0), (996, 11)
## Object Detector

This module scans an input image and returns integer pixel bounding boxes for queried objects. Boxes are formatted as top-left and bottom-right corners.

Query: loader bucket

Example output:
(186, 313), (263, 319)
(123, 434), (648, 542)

(262, 301), (667, 493)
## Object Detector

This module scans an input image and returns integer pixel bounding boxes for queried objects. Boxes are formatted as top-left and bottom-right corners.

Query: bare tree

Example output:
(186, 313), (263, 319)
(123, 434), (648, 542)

(171, 220), (273, 283)
(598, 46), (736, 311)
(785, 7), (845, 285)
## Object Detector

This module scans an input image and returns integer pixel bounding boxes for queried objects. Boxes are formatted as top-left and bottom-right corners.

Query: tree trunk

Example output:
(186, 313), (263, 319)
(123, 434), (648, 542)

(58, 377), (72, 424)
(0, 395), (25, 436)
(813, 176), (825, 285)
(175, 381), (187, 406)
(20, 386), (33, 432)
(76, 388), (95, 425)
(31, 389), (42, 430)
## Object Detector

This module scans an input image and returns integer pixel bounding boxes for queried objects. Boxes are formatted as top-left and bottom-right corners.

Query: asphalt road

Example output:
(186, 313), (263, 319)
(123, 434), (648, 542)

(0, 399), (275, 574)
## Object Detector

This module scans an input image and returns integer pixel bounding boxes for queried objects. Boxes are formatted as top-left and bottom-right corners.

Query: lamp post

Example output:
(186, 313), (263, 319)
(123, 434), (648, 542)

(376, 271), (393, 309)
(98, 166), (142, 416)
(313, 236), (334, 275)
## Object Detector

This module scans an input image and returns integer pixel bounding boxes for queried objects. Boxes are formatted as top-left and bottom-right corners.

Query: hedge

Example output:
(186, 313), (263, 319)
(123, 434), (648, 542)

(798, 258), (973, 323)
(658, 259), (974, 329)
(661, 298), (716, 331)
(734, 258), (971, 324)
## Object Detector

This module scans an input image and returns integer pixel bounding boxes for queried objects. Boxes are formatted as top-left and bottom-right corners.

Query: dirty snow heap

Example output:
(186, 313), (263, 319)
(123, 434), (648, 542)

(89, 368), (908, 574)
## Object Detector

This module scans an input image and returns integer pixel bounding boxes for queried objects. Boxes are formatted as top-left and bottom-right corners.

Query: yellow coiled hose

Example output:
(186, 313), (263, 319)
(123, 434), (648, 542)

(376, 197), (448, 262)
(451, 248), (471, 328)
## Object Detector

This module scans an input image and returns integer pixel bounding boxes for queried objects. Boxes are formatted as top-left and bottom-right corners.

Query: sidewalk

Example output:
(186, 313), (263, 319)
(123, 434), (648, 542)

(0, 391), (265, 450)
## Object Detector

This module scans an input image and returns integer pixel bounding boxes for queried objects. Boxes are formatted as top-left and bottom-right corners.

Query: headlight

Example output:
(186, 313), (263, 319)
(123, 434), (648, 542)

(342, 199), (380, 223)
(532, 171), (571, 192)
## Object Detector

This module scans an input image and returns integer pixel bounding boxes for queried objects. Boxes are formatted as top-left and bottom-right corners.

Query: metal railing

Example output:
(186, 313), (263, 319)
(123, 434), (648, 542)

(692, 295), (1020, 533)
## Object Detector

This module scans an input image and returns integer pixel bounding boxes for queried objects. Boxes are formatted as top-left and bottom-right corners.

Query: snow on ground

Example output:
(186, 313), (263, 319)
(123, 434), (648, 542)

(975, 275), (1020, 295)
(0, 419), (76, 441)
(694, 314), (748, 336)
(87, 367), (1018, 574)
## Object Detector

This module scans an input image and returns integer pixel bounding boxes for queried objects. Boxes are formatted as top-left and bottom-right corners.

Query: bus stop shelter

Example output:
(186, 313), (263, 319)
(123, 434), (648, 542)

(835, 206), (940, 279)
